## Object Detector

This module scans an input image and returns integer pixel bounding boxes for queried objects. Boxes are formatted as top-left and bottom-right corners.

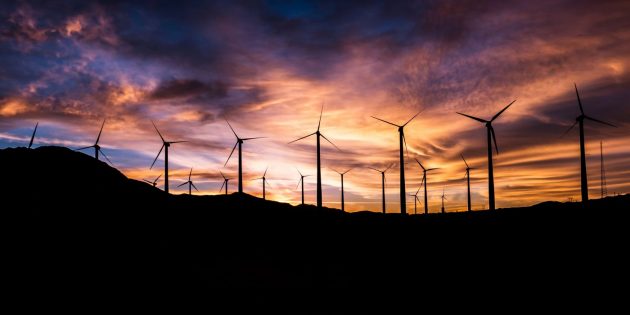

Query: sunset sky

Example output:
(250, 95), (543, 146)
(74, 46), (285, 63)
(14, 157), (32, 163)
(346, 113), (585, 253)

(1, 0), (629, 212)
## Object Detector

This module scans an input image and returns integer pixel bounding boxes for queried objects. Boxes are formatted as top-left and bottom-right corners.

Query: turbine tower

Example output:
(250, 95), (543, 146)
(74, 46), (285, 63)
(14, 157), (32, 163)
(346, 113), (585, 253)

(564, 84), (615, 203)
(224, 120), (265, 194)
(461, 154), (475, 212)
(77, 119), (114, 165)
(296, 169), (311, 205)
(254, 167), (270, 200)
(457, 100), (516, 210)
(28, 122), (38, 149)
(369, 165), (393, 214)
(143, 173), (162, 188)
(288, 105), (340, 209)
(332, 168), (352, 212)
(219, 171), (231, 195)
(600, 141), (607, 199)
(408, 186), (422, 215)
(371, 111), (421, 215)
(150, 121), (187, 194)
(440, 186), (447, 214)
(415, 159), (439, 214)
(177, 168), (198, 195)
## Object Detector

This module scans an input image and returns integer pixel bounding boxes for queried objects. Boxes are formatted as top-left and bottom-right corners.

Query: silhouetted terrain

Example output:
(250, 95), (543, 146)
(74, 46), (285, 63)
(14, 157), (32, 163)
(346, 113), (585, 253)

(2, 146), (629, 292)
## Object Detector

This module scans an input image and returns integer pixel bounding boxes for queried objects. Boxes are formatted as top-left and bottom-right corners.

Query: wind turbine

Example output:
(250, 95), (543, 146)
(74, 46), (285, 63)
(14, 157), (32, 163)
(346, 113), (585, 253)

(332, 168), (352, 212)
(150, 121), (187, 194)
(456, 100), (516, 210)
(28, 122), (38, 149)
(254, 167), (271, 200)
(564, 84), (616, 203)
(296, 169), (311, 205)
(77, 119), (114, 166)
(408, 186), (422, 215)
(288, 105), (340, 209)
(440, 186), (447, 214)
(219, 171), (231, 195)
(415, 159), (439, 214)
(177, 168), (198, 195)
(143, 173), (162, 187)
(369, 164), (393, 214)
(461, 154), (475, 212)
(224, 120), (265, 194)
(371, 111), (421, 215)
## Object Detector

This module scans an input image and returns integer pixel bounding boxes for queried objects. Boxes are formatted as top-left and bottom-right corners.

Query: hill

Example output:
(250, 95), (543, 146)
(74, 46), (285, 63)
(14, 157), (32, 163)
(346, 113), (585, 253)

(2, 146), (629, 291)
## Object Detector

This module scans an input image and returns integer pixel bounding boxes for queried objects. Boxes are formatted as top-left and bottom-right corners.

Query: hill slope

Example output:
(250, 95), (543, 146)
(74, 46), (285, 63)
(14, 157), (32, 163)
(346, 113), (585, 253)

(2, 146), (629, 290)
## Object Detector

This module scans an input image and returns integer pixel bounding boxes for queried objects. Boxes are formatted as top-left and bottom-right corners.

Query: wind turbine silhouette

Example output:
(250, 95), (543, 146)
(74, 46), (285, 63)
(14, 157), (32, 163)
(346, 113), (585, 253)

(408, 186), (422, 215)
(440, 186), (447, 214)
(288, 105), (340, 209)
(461, 154), (475, 212)
(457, 100), (516, 210)
(415, 159), (439, 214)
(371, 111), (421, 215)
(254, 167), (270, 200)
(224, 120), (265, 194)
(150, 121), (187, 194)
(332, 168), (352, 212)
(369, 164), (393, 214)
(296, 169), (311, 205)
(28, 122), (38, 149)
(177, 168), (198, 195)
(564, 84), (616, 203)
(219, 171), (231, 195)
(77, 119), (114, 165)
(143, 173), (162, 187)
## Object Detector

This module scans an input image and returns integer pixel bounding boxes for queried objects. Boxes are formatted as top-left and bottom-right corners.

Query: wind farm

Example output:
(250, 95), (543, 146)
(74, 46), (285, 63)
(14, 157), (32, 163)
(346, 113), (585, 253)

(1, 0), (629, 292)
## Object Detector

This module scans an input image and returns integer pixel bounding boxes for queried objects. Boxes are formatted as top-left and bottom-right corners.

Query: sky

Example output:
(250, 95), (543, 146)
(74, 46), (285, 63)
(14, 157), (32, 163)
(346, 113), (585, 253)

(1, 0), (629, 212)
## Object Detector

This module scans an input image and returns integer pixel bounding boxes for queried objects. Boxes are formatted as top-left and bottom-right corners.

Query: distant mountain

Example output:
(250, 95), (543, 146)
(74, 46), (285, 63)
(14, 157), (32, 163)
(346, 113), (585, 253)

(2, 146), (629, 291)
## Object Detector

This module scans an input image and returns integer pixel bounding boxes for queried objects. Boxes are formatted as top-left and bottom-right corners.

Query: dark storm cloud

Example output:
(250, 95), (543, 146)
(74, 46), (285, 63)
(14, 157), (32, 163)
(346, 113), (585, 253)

(149, 79), (227, 100)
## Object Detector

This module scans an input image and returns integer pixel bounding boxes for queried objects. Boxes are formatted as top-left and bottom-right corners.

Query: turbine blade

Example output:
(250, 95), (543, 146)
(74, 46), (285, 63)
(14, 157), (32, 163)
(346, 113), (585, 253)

(491, 100), (516, 122)
(95, 119), (106, 145)
(242, 137), (266, 141)
(155, 173), (162, 182)
(151, 120), (165, 142)
(296, 177), (302, 190)
(317, 103), (324, 131)
(402, 110), (422, 127)
(371, 116), (400, 127)
(368, 167), (381, 173)
(76, 145), (94, 151)
(421, 174), (425, 187)
(584, 115), (617, 127)
(224, 142), (238, 166)
(177, 182), (187, 187)
(415, 158), (425, 171)
(219, 180), (226, 192)
(415, 186), (421, 195)
(427, 168), (440, 171)
(169, 140), (188, 144)
(461, 154), (469, 168)
(99, 148), (114, 166)
(296, 168), (303, 177)
(342, 168), (352, 175)
(220, 171), (227, 180)
(385, 163), (394, 172)
(226, 120), (239, 138)
(490, 126), (499, 155)
(143, 179), (153, 184)
(28, 122), (38, 149)
(263, 166), (268, 177)
(188, 168), (192, 181)
(402, 133), (409, 158)
(574, 83), (584, 115)
(192, 183), (199, 192)
(456, 112), (487, 123)
(562, 120), (579, 137)
(288, 132), (316, 144)
(150, 144), (165, 169)
(320, 133), (341, 151)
